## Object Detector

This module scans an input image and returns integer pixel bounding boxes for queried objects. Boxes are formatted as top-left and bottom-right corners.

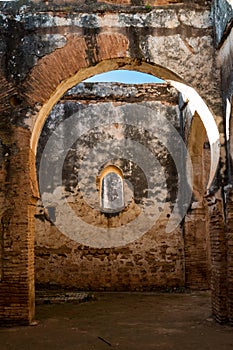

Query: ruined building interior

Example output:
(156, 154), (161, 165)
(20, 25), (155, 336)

(0, 0), (233, 329)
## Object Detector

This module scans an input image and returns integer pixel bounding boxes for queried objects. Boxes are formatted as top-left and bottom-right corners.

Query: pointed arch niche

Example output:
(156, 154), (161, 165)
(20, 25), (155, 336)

(99, 165), (125, 214)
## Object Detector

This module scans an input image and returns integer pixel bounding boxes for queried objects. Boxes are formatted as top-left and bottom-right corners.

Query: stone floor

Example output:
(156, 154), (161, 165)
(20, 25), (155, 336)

(0, 291), (233, 350)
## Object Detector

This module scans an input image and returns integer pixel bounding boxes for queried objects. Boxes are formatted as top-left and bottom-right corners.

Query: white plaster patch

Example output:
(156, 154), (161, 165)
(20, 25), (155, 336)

(179, 10), (212, 28)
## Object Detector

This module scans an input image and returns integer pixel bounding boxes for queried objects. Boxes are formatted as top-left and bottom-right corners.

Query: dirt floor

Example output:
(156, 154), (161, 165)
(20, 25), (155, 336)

(0, 291), (233, 350)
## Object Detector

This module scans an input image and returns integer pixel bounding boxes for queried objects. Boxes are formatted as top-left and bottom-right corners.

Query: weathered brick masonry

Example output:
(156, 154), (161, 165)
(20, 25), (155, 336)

(0, 0), (232, 325)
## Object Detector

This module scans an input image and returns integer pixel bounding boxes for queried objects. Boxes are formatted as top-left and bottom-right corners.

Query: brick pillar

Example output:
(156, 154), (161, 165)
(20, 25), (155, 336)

(0, 127), (36, 325)
(208, 194), (228, 323)
(226, 190), (233, 324)
(184, 203), (210, 289)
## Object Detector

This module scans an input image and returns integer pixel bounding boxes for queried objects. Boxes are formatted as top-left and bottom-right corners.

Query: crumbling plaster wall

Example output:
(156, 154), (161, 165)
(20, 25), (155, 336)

(35, 82), (189, 290)
(35, 82), (211, 291)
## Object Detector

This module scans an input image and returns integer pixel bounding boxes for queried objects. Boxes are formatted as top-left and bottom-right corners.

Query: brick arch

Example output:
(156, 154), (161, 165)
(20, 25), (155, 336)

(26, 30), (184, 155)
(29, 58), (184, 152)
(26, 31), (219, 190)
(24, 32), (186, 110)
(22, 29), (220, 177)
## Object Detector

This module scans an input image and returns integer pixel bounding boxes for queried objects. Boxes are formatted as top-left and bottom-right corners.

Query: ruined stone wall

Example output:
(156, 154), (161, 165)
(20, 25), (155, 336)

(34, 82), (212, 291)
(35, 82), (188, 290)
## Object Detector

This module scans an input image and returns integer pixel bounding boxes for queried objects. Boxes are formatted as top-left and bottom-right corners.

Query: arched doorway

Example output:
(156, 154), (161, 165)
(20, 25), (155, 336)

(30, 60), (220, 320)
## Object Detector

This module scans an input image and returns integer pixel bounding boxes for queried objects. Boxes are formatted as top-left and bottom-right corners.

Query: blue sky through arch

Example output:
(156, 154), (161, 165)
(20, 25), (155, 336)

(84, 70), (164, 84)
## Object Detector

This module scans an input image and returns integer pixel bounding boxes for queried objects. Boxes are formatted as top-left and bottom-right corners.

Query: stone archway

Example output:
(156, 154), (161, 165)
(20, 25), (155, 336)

(30, 58), (220, 190)
(31, 59), (218, 318)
